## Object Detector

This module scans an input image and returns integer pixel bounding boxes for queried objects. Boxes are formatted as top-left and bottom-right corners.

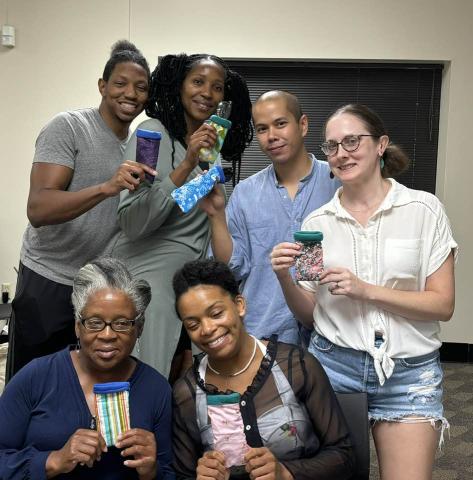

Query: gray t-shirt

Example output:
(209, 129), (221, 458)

(21, 108), (127, 285)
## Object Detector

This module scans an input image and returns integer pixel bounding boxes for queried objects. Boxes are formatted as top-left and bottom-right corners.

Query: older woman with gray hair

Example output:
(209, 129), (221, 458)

(0, 257), (174, 480)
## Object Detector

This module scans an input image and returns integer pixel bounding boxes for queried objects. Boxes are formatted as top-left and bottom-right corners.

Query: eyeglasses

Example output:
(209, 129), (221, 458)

(321, 134), (377, 156)
(79, 314), (142, 332)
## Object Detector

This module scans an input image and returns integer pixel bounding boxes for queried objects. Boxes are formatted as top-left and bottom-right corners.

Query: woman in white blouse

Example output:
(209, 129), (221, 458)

(271, 103), (457, 480)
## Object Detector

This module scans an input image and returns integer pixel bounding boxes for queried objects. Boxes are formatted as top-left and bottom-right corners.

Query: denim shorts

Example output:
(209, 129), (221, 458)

(308, 332), (446, 424)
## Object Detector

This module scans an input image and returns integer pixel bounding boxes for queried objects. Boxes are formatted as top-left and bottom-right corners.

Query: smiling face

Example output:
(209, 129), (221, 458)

(176, 285), (247, 362)
(98, 61), (149, 135)
(325, 113), (388, 184)
(75, 288), (139, 373)
(180, 60), (225, 133)
(253, 97), (308, 166)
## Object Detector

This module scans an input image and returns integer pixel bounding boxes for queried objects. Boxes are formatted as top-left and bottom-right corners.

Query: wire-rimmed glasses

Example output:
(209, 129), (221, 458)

(321, 134), (377, 156)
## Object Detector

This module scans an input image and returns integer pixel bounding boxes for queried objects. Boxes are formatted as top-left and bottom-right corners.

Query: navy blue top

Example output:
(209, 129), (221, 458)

(0, 347), (175, 479)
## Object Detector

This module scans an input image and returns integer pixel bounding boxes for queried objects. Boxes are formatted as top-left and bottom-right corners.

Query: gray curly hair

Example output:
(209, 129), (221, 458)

(71, 257), (151, 328)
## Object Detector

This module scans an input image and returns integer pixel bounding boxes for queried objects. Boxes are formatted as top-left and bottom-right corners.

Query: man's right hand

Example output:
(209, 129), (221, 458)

(199, 185), (226, 217)
(270, 242), (301, 278)
(46, 429), (107, 478)
(100, 160), (157, 197)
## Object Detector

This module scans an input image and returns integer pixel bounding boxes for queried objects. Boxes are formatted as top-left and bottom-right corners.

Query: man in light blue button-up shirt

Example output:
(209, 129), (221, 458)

(201, 91), (339, 345)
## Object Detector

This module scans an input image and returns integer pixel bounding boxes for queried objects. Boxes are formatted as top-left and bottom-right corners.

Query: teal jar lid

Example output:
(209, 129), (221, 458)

(208, 115), (232, 129)
(207, 392), (241, 405)
(294, 230), (323, 243)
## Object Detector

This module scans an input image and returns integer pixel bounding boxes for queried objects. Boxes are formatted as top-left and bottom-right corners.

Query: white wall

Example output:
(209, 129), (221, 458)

(1, 0), (471, 342)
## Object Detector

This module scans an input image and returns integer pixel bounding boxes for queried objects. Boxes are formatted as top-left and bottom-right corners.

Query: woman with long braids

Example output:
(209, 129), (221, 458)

(111, 54), (253, 381)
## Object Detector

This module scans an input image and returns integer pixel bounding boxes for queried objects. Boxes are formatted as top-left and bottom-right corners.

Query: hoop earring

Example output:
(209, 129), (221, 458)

(329, 171), (334, 179)
(136, 337), (141, 355)
(380, 157), (385, 169)
(75, 337), (81, 351)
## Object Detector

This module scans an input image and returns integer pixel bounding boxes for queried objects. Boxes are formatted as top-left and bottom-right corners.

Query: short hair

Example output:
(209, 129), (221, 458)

(254, 90), (303, 121)
(102, 40), (150, 82)
(172, 259), (240, 317)
(71, 257), (151, 328)
(145, 53), (253, 177)
(326, 104), (410, 178)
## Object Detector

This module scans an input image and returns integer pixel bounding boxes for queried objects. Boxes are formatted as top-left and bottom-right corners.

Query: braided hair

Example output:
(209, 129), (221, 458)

(102, 40), (150, 82)
(146, 54), (253, 181)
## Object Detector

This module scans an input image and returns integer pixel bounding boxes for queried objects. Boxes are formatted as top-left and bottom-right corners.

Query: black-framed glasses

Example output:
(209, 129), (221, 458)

(321, 134), (378, 156)
(79, 314), (142, 332)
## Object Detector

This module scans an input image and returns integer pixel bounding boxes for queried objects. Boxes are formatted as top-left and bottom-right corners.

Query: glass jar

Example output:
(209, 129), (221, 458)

(294, 231), (324, 281)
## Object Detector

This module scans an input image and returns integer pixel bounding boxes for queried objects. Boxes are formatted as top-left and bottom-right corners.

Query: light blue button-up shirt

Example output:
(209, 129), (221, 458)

(225, 155), (340, 344)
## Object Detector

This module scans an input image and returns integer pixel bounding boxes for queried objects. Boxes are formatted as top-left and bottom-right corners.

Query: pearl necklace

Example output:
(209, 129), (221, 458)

(207, 335), (258, 377)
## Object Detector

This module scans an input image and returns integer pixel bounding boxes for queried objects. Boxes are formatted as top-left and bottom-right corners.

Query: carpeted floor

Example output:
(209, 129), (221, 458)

(369, 362), (473, 479)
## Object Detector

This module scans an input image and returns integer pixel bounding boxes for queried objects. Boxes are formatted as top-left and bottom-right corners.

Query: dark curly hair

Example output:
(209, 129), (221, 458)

(325, 104), (410, 178)
(102, 40), (150, 82)
(172, 259), (240, 318)
(146, 53), (253, 181)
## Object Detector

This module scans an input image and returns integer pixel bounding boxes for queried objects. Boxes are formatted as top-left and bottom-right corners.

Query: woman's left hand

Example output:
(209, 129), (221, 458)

(318, 267), (371, 300)
(116, 428), (157, 480)
(244, 447), (293, 480)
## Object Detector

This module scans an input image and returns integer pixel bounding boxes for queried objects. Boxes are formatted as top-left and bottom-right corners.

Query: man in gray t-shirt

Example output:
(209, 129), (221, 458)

(6, 41), (155, 380)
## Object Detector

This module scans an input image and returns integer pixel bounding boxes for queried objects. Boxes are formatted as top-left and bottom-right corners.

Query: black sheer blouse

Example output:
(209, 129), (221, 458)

(172, 338), (355, 479)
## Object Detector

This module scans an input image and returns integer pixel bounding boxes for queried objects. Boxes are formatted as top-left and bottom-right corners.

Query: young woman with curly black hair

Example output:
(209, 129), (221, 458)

(112, 53), (253, 381)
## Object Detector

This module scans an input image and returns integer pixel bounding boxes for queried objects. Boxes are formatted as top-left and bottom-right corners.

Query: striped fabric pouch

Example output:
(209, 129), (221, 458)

(94, 382), (131, 447)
